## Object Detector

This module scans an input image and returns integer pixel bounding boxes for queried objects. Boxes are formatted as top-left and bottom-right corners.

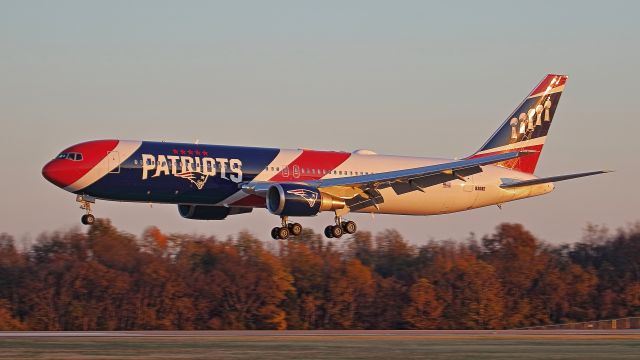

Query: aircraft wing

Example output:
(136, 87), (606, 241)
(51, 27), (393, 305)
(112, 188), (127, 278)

(499, 170), (612, 189)
(304, 151), (536, 212)
(308, 151), (534, 190)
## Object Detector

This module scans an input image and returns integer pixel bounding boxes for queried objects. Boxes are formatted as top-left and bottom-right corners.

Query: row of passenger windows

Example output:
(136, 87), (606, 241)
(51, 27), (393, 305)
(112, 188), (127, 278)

(56, 152), (83, 161)
(264, 166), (372, 176)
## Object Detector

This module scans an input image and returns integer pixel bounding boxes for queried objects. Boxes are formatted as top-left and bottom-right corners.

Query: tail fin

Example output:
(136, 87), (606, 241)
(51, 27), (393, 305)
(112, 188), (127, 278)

(469, 74), (568, 174)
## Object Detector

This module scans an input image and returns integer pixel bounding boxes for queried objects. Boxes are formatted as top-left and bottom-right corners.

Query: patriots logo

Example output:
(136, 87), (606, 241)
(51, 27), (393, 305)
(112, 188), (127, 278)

(287, 189), (318, 207)
(175, 171), (209, 190)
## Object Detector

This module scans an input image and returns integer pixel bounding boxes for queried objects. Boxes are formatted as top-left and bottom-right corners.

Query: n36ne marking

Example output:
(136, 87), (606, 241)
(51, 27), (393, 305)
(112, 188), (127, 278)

(141, 154), (243, 183)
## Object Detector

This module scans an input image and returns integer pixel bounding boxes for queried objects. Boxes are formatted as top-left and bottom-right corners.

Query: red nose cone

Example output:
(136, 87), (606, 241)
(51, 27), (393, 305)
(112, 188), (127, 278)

(43, 140), (120, 190)
(42, 160), (74, 188)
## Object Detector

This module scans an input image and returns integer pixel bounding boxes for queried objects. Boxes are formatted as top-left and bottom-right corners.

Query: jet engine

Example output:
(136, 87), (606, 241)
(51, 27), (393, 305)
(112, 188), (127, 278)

(266, 183), (345, 216)
(178, 205), (252, 220)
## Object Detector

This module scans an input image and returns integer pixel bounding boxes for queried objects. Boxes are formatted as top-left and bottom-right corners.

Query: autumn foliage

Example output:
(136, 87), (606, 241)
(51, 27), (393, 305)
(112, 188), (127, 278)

(0, 220), (639, 330)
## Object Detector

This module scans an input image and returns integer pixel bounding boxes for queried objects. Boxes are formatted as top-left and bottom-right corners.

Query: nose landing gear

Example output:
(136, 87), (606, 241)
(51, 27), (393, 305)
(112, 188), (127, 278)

(77, 194), (96, 225)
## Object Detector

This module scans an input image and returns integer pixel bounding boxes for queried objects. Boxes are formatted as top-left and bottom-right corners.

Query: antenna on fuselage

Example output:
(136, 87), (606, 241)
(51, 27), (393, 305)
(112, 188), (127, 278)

(195, 139), (200, 145)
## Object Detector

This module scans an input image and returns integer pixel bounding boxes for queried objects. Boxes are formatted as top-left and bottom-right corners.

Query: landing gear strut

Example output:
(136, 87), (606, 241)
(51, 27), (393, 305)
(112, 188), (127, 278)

(324, 215), (357, 239)
(77, 194), (96, 225)
(271, 216), (303, 240)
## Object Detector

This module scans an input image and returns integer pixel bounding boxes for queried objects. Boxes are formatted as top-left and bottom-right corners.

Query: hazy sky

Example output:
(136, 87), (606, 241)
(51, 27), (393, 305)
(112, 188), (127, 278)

(1, 0), (638, 244)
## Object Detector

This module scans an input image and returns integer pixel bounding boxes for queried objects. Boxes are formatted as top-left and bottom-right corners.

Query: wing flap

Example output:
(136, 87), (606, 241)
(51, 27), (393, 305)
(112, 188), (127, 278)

(390, 166), (482, 195)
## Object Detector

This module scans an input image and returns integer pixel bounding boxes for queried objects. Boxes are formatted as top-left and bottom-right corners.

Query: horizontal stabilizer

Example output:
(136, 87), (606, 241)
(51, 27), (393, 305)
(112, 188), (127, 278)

(500, 170), (612, 189)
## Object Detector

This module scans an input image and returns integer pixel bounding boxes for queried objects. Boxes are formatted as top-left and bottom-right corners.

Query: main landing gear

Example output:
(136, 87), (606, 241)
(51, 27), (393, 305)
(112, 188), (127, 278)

(269, 215), (357, 240)
(77, 194), (96, 225)
(271, 216), (303, 240)
(324, 216), (357, 239)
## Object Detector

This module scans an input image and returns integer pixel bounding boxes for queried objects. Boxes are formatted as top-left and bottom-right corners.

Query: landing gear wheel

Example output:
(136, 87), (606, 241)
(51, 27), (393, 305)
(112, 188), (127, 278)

(277, 227), (290, 240)
(81, 214), (95, 225)
(271, 227), (280, 240)
(331, 225), (343, 238)
(289, 223), (303, 236)
(324, 226), (334, 238)
(342, 221), (357, 234)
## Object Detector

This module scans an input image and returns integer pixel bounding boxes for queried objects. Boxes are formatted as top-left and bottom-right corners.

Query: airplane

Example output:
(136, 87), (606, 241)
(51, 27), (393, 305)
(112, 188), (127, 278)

(42, 74), (609, 240)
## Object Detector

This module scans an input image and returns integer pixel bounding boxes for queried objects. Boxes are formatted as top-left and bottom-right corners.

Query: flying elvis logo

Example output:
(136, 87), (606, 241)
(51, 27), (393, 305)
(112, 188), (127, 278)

(140, 154), (243, 189)
(287, 189), (318, 207)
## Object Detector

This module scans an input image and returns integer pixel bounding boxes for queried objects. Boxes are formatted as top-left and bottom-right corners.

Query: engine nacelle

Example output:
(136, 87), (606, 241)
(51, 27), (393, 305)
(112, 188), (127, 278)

(178, 205), (252, 220)
(266, 183), (345, 216)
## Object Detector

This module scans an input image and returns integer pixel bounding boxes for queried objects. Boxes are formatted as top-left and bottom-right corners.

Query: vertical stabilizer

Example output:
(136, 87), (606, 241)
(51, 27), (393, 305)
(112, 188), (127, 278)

(469, 74), (568, 174)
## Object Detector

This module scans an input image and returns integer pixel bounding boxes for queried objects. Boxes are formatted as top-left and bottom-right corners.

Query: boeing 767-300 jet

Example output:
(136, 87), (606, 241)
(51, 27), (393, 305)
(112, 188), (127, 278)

(42, 74), (609, 239)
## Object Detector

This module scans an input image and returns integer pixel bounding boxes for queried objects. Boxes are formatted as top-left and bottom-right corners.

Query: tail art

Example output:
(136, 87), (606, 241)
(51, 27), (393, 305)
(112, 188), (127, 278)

(470, 74), (568, 174)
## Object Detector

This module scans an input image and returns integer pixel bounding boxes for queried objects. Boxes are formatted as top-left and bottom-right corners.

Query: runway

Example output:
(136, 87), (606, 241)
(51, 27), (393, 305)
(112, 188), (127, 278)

(2, 330), (639, 359)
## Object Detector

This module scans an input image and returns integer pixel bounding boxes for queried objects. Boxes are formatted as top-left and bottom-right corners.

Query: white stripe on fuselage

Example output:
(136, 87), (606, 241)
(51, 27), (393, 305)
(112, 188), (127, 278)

(64, 140), (142, 192)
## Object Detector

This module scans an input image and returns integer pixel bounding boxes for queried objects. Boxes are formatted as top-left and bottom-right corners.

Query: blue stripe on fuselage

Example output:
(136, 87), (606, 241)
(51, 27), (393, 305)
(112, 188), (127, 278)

(81, 141), (280, 204)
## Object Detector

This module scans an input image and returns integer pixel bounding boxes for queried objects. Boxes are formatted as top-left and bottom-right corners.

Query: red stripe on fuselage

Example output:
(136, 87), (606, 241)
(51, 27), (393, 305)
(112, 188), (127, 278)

(470, 144), (543, 174)
(268, 149), (352, 181)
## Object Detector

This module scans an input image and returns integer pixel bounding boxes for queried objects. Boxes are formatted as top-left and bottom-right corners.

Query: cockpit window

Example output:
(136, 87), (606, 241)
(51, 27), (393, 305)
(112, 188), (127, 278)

(56, 152), (83, 161)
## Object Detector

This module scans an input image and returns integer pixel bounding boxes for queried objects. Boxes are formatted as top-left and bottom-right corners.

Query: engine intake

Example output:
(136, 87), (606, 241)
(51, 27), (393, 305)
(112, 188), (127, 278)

(266, 183), (345, 216)
(178, 205), (252, 220)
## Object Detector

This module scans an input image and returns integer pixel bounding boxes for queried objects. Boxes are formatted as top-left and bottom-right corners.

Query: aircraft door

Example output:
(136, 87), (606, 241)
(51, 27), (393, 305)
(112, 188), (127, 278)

(107, 151), (120, 173)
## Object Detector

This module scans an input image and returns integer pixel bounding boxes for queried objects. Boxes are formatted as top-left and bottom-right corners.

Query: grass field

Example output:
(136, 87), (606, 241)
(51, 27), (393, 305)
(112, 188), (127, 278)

(1, 334), (640, 360)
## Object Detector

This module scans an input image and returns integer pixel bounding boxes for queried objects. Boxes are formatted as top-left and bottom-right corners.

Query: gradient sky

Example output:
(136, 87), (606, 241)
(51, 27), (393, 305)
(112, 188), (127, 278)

(1, 0), (638, 245)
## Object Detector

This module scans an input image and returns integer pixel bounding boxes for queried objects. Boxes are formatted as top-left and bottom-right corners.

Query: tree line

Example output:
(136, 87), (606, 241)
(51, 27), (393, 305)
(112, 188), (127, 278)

(0, 220), (639, 330)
